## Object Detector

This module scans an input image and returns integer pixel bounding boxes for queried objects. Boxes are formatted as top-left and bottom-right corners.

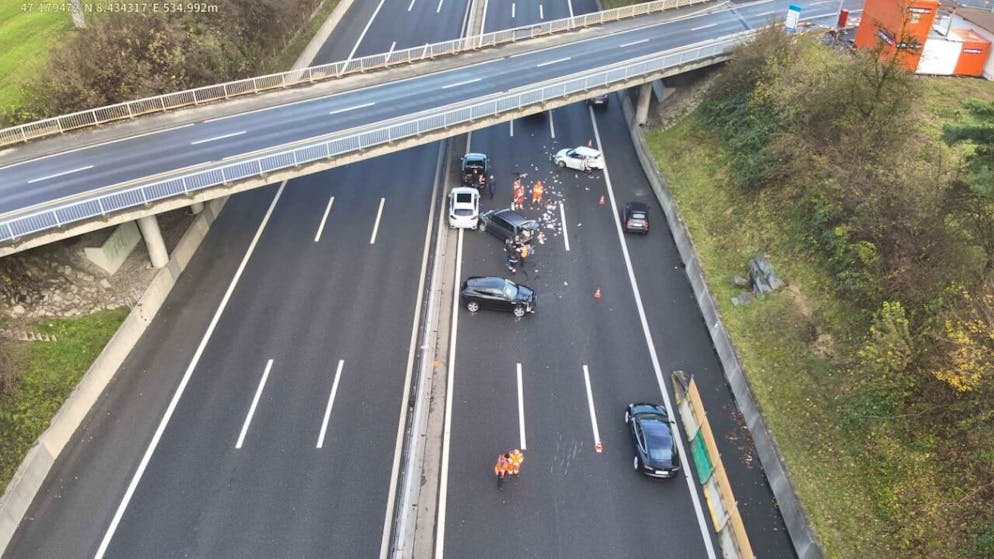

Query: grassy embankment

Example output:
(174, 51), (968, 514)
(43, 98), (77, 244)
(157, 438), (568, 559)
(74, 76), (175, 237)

(0, 3), (72, 112)
(644, 75), (994, 557)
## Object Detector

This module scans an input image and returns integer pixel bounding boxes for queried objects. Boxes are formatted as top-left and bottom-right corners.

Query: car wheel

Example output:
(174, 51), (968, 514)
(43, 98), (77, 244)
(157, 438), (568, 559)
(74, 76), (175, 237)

(557, 160), (567, 168)
(513, 306), (526, 318)
(633, 456), (640, 470)
(624, 410), (631, 424)
(466, 301), (480, 313)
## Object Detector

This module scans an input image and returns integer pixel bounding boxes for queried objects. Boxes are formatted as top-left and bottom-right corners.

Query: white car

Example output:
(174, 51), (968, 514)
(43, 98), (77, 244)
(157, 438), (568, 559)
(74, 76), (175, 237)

(448, 187), (480, 229)
(553, 146), (605, 172)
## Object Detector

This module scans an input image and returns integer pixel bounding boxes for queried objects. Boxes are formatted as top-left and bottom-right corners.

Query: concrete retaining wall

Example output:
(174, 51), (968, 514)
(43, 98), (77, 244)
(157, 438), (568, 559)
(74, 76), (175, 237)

(619, 92), (824, 559)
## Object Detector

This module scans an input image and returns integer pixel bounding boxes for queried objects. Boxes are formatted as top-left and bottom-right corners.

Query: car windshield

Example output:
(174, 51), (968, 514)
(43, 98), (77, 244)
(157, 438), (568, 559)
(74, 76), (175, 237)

(643, 421), (673, 462)
(456, 193), (473, 204)
(630, 212), (647, 220)
(502, 282), (518, 299)
(464, 161), (484, 170)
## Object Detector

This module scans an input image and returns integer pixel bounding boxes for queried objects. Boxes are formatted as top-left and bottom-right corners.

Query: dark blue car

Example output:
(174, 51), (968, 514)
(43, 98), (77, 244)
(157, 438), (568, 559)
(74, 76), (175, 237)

(625, 402), (680, 478)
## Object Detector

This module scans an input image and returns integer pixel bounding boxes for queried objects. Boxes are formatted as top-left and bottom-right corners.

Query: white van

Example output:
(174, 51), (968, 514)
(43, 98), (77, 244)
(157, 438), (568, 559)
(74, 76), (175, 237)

(448, 187), (480, 229)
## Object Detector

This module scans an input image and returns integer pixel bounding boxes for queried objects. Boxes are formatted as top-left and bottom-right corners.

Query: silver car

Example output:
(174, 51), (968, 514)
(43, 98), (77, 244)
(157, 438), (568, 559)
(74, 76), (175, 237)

(448, 187), (479, 229)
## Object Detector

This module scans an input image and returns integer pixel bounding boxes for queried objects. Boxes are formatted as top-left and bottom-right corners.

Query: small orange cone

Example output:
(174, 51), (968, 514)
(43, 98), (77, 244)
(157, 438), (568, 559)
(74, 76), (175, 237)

(594, 441), (603, 453)
(598, 195), (605, 206)
(594, 288), (602, 299)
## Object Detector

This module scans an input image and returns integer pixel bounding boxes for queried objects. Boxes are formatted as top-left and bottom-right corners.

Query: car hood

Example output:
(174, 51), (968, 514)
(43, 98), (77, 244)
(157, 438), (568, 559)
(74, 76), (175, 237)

(515, 285), (535, 302)
(555, 148), (569, 158)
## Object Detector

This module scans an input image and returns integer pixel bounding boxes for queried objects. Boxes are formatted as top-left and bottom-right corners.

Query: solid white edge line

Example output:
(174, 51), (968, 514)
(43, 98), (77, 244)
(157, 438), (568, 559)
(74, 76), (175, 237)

(581, 365), (602, 448)
(26, 165), (94, 184)
(433, 227), (463, 559)
(567, 0), (574, 18)
(516, 363), (526, 450)
(236, 359), (275, 449)
(441, 78), (481, 89)
(589, 107), (717, 559)
(314, 195), (335, 243)
(346, 0), (389, 63)
(94, 181), (287, 559)
(329, 102), (375, 116)
(383, 141), (446, 559)
(559, 201), (570, 252)
(620, 38), (650, 47)
(316, 360), (346, 448)
(189, 130), (246, 145)
(370, 197), (386, 244)
(436, 0), (444, 13)
(408, 0), (415, 11)
(536, 56), (570, 68)
(548, 109), (556, 139)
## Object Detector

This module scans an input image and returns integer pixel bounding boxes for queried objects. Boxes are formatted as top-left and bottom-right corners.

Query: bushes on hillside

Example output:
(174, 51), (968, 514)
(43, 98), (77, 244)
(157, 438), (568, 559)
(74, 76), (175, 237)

(2, 0), (324, 125)
(701, 27), (994, 558)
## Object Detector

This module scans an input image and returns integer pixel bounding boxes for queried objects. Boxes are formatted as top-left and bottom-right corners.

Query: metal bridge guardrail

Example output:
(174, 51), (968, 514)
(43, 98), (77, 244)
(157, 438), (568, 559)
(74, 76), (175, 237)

(0, 31), (754, 244)
(0, 0), (712, 148)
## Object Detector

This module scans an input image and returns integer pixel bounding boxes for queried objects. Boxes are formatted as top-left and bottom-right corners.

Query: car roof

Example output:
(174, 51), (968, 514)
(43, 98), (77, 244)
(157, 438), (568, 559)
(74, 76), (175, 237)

(466, 276), (509, 289)
(572, 146), (602, 157)
(492, 209), (536, 227)
(626, 201), (649, 212)
(463, 152), (487, 161)
(451, 187), (478, 196)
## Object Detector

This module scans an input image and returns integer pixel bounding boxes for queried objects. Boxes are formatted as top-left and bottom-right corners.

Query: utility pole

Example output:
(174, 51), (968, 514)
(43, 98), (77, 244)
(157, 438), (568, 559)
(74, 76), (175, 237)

(69, 0), (86, 29)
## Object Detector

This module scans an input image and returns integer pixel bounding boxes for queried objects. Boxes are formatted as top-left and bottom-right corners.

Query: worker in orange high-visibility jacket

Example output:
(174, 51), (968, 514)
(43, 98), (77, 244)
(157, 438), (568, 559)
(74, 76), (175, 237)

(531, 180), (544, 206)
(513, 183), (526, 211)
(508, 449), (524, 475)
(495, 453), (510, 488)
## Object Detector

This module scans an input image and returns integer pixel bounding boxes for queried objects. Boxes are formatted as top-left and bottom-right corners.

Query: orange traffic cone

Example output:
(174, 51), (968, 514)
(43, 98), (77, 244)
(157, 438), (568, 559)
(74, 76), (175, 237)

(598, 195), (605, 206)
(594, 288), (602, 299)
(594, 441), (603, 453)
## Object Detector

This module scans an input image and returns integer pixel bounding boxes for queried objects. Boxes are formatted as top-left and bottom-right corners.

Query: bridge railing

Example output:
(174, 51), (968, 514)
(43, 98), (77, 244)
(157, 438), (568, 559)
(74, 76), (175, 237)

(0, 0), (713, 149)
(0, 31), (754, 244)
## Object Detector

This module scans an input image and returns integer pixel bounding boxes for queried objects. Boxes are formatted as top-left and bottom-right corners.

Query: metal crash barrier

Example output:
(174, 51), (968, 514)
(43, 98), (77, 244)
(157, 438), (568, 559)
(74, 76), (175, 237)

(672, 370), (755, 559)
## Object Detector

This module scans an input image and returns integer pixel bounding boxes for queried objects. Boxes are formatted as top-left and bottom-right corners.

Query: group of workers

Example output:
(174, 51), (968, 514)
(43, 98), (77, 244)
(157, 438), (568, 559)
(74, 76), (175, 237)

(511, 174), (543, 211)
(494, 449), (525, 488)
(504, 238), (530, 275)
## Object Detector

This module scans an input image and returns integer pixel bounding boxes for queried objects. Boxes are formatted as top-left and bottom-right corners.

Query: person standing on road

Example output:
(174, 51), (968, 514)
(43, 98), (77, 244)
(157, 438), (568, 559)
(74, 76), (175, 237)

(487, 175), (495, 200)
(531, 179), (544, 207)
(505, 240), (519, 274)
(495, 453), (510, 488)
(508, 449), (524, 476)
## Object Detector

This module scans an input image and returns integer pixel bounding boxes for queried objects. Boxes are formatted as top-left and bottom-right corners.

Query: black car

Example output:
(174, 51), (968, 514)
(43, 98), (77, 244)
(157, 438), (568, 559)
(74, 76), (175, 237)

(461, 276), (536, 317)
(623, 201), (650, 234)
(625, 403), (680, 478)
(478, 209), (539, 244)
(587, 93), (610, 107)
(461, 152), (490, 188)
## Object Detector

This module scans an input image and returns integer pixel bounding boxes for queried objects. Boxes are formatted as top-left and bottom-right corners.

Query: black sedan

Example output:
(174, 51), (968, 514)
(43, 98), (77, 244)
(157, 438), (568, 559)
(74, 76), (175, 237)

(625, 403), (680, 478)
(623, 201), (649, 234)
(461, 276), (535, 318)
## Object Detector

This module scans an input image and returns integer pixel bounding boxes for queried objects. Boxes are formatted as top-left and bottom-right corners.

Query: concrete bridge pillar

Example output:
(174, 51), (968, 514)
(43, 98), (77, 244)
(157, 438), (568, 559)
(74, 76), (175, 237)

(137, 215), (169, 268)
(190, 202), (205, 215)
(636, 82), (653, 126)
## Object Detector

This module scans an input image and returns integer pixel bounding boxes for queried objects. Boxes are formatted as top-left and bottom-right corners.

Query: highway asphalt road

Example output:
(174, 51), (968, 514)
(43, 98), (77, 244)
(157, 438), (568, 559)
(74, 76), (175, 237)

(3, 1), (862, 558)
(3, 0), (466, 556)
(0, 0), (858, 220)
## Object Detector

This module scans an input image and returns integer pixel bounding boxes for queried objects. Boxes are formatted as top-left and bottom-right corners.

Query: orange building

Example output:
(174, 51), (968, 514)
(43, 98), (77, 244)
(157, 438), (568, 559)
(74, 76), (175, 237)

(952, 29), (992, 77)
(854, 0), (939, 70)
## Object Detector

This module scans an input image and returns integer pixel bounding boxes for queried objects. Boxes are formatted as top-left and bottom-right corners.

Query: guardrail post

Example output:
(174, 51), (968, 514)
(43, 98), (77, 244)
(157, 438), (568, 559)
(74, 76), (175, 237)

(126, 104), (134, 119)
(221, 168), (228, 184)
(257, 160), (264, 175)
(53, 211), (61, 228)
(159, 97), (166, 112)
(19, 127), (27, 142)
(292, 151), (298, 166)
(253, 78), (259, 94)
(280, 73), (287, 88)
(97, 198), (106, 216)
(223, 83), (230, 99)
(192, 90), (200, 106)
(307, 68), (315, 83)
(5, 223), (14, 241)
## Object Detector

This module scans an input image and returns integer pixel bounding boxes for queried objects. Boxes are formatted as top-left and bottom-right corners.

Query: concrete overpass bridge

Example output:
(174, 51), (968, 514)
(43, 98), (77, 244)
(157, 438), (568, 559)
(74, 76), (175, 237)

(0, 0), (849, 261)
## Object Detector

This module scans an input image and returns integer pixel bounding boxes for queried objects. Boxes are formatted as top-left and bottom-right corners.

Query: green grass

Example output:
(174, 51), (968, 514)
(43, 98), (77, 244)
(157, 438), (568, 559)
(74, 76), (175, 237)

(644, 111), (962, 557)
(0, 3), (74, 111)
(269, 0), (342, 73)
(0, 308), (128, 488)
